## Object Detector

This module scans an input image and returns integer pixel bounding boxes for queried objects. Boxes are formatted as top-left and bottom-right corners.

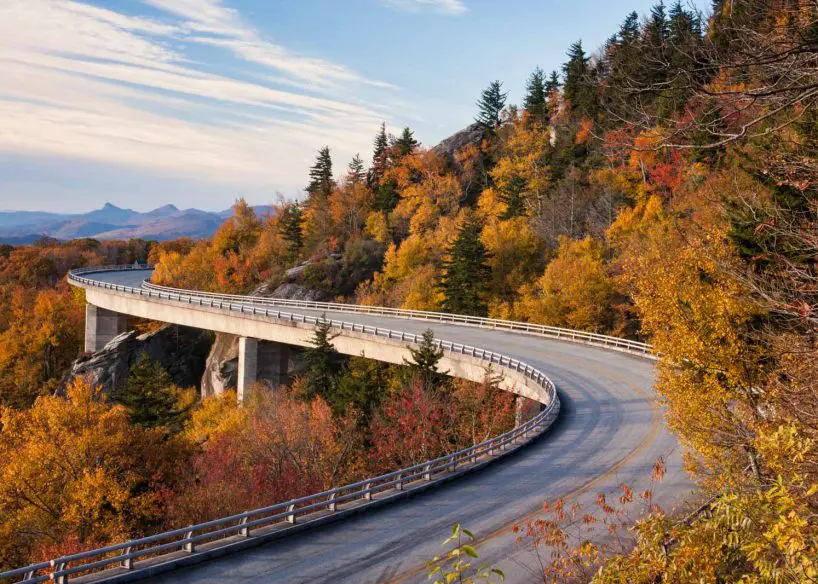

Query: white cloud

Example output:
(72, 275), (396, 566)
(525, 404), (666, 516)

(0, 0), (400, 199)
(382, 0), (468, 15)
(142, 0), (395, 88)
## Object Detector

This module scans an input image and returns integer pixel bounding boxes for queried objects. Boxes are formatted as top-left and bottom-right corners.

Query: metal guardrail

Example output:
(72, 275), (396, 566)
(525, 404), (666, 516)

(69, 264), (654, 357)
(1, 410), (554, 584)
(1, 265), (570, 584)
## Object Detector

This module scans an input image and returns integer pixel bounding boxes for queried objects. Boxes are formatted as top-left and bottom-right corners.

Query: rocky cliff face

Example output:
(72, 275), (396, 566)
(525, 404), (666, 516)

(432, 122), (485, 161)
(62, 324), (213, 396)
(200, 332), (239, 398)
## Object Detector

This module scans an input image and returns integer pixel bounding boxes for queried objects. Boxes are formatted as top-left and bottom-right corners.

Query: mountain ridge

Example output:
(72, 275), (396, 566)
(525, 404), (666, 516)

(0, 202), (276, 243)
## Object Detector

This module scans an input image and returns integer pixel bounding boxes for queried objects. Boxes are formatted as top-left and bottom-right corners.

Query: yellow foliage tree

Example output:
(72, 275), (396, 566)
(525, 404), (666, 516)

(0, 286), (85, 408)
(390, 151), (462, 237)
(477, 188), (545, 306)
(489, 115), (550, 219)
(515, 236), (617, 332)
(0, 378), (191, 570)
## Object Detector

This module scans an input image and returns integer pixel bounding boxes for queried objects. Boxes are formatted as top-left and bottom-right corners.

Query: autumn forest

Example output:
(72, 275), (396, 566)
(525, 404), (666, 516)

(1, 0), (817, 581)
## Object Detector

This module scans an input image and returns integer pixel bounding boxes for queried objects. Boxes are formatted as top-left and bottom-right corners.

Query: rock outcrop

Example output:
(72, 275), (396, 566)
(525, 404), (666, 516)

(200, 333), (239, 398)
(62, 325), (213, 396)
(432, 122), (485, 161)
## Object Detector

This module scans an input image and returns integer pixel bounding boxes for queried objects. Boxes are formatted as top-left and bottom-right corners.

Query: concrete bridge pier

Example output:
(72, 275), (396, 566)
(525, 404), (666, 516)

(237, 337), (293, 402)
(85, 304), (128, 353)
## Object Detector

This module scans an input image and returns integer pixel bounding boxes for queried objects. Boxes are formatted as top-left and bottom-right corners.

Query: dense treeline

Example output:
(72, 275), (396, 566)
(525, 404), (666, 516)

(152, 0), (818, 578)
(0, 238), (152, 409)
(0, 330), (518, 570)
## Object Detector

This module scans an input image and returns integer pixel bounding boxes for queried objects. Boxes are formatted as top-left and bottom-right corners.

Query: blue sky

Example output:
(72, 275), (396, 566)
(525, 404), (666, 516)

(0, 0), (708, 213)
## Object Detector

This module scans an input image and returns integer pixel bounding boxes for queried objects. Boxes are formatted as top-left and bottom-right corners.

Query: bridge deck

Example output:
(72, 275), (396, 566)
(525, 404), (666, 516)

(80, 269), (691, 584)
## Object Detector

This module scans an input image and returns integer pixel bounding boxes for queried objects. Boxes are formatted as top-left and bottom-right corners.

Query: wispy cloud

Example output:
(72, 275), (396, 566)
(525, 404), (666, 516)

(0, 0), (399, 198)
(143, 0), (396, 88)
(381, 0), (468, 15)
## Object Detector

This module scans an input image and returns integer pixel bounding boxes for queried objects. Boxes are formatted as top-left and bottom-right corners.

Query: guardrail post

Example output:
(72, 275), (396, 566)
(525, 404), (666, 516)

(396, 473), (403, 491)
(183, 528), (195, 552)
(286, 504), (296, 524)
(423, 464), (432, 480)
(239, 515), (250, 537)
(363, 482), (373, 501)
(52, 560), (67, 584)
(121, 546), (134, 570)
(328, 493), (338, 511)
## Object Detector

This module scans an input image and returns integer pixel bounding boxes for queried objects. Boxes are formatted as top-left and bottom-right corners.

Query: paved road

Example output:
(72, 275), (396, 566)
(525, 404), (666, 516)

(90, 270), (693, 584)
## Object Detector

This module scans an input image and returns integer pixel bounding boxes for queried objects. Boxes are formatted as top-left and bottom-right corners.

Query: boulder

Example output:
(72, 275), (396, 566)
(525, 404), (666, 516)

(62, 324), (213, 396)
(432, 122), (485, 161)
(269, 283), (331, 302)
(200, 333), (239, 398)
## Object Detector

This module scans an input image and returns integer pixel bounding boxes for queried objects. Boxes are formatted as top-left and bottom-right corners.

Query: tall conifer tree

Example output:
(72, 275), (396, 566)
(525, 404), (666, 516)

(368, 123), (390, 188)
(523, 67), (548, 124)
(439, 214), (491, 316)
(475, 80), (508, 132)
(403, 329), (447, 390)
(394, 127), (420, 158)
(306, 146), (335, 199)
(346, 154), (366, 185)
(302, 319), (341, 401)
(562, 40), (596, 115)
(499, 175), (528, 220)
(280, 203), (303, 255)
(118, 353), (185, 430)
(545, 70), (561, 94)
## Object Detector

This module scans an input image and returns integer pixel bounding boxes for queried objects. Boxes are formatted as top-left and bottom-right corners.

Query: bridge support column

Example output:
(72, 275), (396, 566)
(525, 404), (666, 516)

(237, 338), (292, 403)
(515, 396), (525, 427)
(237, 337), (258, 403)
(84, 304), (128, 353)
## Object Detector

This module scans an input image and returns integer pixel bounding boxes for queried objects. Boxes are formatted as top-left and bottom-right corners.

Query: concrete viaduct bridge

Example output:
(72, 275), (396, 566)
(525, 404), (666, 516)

(2, 265), (691, 584)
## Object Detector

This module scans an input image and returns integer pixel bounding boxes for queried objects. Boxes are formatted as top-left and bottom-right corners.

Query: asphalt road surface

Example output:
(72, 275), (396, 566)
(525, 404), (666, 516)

(89, 269), (693, 584)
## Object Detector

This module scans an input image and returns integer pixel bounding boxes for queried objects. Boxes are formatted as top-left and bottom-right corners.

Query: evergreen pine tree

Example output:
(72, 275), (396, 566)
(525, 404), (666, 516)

(439, 214), (491, 316)
(368, 124), (399, 215)
(644, 1), (670, 87)
(394, 127), (420, 158)
(306, 146), (335, 199)
(374, 181), (399, 214)
(545, 70), (561, 116)
(619, 11), (641, 45)
(333, 356), (389, 425)
(302, 318), (341, 401)
(646, 1), (669, 48)
(562, 40), (595, 114)
(280, 203), (303, 255)
(523, 67), (548, 125)
(498, 175), (528, 219)
(545, 70), (561, 95)
(368, 123), (390, 188)
(346, 154), (366, 185)
(475, 80), (508, 132)
(403, 329), (446, 390)
(118, 353), (186, 429)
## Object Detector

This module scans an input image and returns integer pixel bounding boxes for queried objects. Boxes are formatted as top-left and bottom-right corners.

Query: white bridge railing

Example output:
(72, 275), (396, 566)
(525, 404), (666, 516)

(72, 264), (654, 357)
(0, 264), (649, 583)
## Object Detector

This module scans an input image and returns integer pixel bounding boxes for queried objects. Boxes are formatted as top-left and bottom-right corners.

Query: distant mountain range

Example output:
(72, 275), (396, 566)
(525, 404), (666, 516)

(0, 203), (276, 244)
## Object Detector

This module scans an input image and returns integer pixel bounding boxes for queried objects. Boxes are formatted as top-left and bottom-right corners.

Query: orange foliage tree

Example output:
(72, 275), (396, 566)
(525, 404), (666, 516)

(0, 378), (192, 571)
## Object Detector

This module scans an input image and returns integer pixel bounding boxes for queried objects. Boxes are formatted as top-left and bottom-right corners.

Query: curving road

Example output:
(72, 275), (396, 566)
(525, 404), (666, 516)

(83, 269), (693, 584)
